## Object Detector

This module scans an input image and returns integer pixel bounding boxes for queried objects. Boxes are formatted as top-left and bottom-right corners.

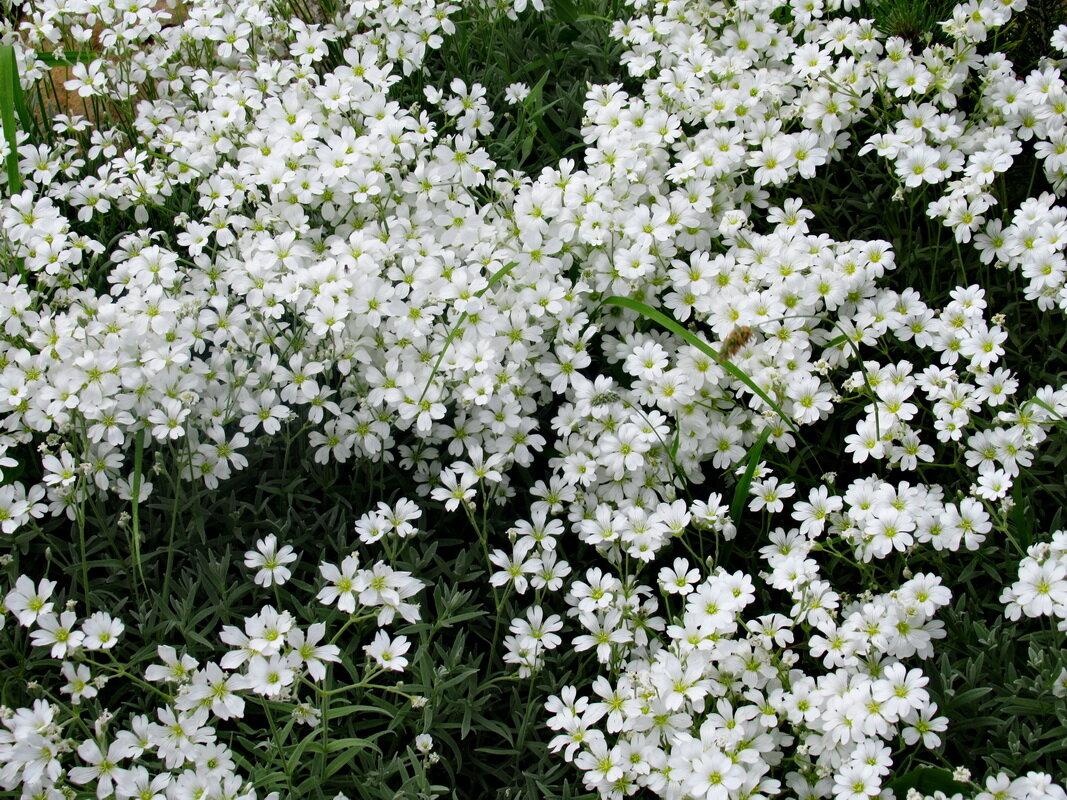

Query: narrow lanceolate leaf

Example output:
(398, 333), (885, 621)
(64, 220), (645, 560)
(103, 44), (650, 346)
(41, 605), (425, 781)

(35, 50), (98, 68)
(602, 295), (800, 433)
(730, 428), (769, 528)
(553, 0), (579, 25)
(0, 46), (23, 195)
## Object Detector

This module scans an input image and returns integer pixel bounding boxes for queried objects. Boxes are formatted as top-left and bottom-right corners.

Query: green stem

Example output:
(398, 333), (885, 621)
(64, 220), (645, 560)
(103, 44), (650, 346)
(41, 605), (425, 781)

(328, 611), (376, 646)
(130, 428), (147, 592)
(514, 669), (539, 753)
(75, 486), (91, 613)
(159, 447), (183, 604)
(259, 697), (298, 797)
(82, 654), (174, 702)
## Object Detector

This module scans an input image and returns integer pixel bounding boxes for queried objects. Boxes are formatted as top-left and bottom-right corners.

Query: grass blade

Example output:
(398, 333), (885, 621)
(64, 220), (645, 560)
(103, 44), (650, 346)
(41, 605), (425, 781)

(602, 295), (799, 433)
(730, 428), (769, 529)
(0, 45), (23, 195)
(36, 51), (98, 68)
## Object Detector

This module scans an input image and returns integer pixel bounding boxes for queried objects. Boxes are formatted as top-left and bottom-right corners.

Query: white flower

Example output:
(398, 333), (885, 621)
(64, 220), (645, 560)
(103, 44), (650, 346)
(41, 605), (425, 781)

(244, 534), (299, 587)
(60, 661), (98, 705)
(430, 468), (477, 511)
(245, 654), (296, 697)
(1053, 667), (1067, 698)
(1005, 557), (1067, 618)
(317, 554), (360, 613)
(80, 611), (124, 650)
(488, 539), (538, 594)
(686, 750), (745, 800)
(5, 575), (56, 627)
(68, 737), (135, 797)
(181, 662), (247, 720)
(658, 558), (700, 595)
(292, 702), (322, 727)
(144, 644), (198, 683)
(901, 704), (948, 748)
(509, 605), (563, 651)
(147, 398), (190, 441)
(364, 630), (410, 671)
(30, 611), (84, 658)
(504, 83), (530, 105)
(748, 476), (795, 513)
(287, 622), (341, 681)
(64, 60), (107, 97)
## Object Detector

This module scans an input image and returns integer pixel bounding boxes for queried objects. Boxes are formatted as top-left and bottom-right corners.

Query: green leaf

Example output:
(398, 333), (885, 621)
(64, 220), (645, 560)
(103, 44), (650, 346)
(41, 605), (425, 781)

(823, 333), (848, 348)
(326, 703), (393, 721)
(0, 45), (23, 196)
(950, 686), (992, 704)
(460, 701), (472, 738)
(553, 0), (579, 25)
(529, 70), (550, 103)
(1000, 697), (1052, 715)
(35, 50), (97, 68)
(730, 428), (769, 529)
(323, 737), (380, 779)
(326, 736), (377, 754)
(436, 609), (487, 628)
(601, 295), (799, 433)
(475, 746), (519, 756)
(437, 666), (480, 689)
(285, 730), (326, 775)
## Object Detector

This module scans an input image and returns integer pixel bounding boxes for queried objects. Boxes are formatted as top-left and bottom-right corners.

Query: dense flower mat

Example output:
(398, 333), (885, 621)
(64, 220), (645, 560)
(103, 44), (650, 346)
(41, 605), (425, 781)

(0, 0), (1066, 797)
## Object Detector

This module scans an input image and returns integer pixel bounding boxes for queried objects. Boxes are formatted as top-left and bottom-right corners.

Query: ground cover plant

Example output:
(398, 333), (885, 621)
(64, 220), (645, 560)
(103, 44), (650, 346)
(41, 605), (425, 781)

(0, 0), (1066, 797)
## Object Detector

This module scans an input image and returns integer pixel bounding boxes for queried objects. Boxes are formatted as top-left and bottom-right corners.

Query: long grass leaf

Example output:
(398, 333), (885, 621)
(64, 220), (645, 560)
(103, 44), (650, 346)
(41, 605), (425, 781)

(36, 51), (98, 68)
(730, 428), (769, 528)
(10, 67), (29, 134)
(602, 295), (799, 433)
(130, 429), (148, 591)
(0, 46), (23, 195)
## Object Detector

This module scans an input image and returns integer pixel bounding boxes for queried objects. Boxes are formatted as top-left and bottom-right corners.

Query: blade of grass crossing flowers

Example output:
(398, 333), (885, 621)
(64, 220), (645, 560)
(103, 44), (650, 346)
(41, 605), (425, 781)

(35, 51), (97, 68)
(1028, 397), (1064, 424)
(602, 296), (800, 434)
(10, 64), (29, 135)
(417, 261), (518, 406)
(730, 427), (769, 529)
(0, 46), (23, 195)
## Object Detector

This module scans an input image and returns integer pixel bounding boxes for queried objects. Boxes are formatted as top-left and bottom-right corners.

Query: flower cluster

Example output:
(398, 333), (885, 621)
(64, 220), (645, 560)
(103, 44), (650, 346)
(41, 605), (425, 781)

(545, 568), (956, 800)
(0, 527), (424, 798)
(1001, 529), (1067, 627)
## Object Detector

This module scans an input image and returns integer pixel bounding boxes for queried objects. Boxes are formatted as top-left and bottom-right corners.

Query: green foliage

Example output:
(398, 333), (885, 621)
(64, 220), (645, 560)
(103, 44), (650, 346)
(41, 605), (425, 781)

(0, 45), (24, 195)
(389, 0), (630, 173)
(866, 0), (959, 44)
(888, 767), (974, 798)
(1, 412), (604, 796)
(723, 63), (1067, 784)
(998, 0), (1067, 74)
